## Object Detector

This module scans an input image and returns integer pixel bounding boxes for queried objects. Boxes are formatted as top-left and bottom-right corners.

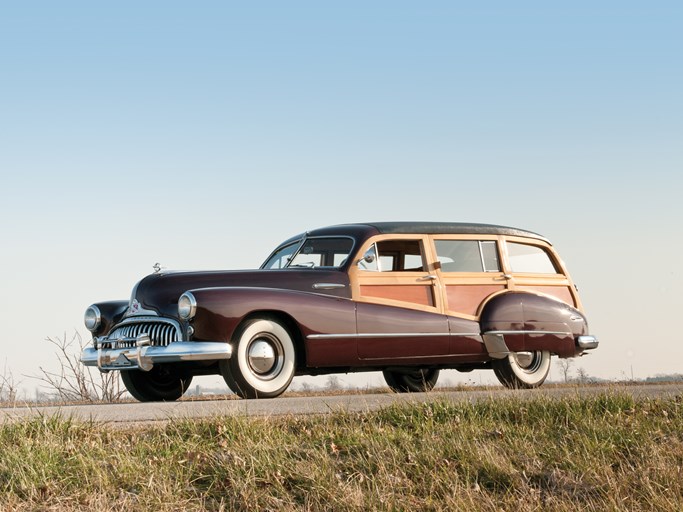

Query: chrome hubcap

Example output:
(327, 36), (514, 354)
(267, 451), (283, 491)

(512, 351), (545, 373)
(248, 338), (277, 374)
(514, 351), (534, 368)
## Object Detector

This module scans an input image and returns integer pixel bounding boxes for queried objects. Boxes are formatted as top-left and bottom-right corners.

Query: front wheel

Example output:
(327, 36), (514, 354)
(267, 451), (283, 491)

(493, 350), (551, 389)
(220, 316), (296, 399)
(121, 365), (193, 402)
(383, 368), (440, 393)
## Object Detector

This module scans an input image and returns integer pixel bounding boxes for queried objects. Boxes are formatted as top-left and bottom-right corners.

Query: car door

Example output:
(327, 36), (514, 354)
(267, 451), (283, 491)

(350, 235), (450, 360)
(432, 236), (509, 317)
(430, 236), (512, 353)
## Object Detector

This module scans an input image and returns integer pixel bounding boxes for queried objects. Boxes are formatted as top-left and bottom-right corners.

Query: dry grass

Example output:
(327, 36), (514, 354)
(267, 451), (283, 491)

(0, 392), (681, 511)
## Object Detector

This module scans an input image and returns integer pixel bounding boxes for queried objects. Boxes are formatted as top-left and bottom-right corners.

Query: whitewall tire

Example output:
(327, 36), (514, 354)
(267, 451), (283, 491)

(493, 350), (551, 389)
(220, 316), (296, 399)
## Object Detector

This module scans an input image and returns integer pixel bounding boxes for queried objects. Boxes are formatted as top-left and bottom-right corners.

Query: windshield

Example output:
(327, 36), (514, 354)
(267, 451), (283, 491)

(262, 237), (354, 269)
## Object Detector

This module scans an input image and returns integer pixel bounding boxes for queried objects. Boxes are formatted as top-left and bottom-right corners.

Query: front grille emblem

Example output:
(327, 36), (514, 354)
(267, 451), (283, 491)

(130, 300), (141, 314)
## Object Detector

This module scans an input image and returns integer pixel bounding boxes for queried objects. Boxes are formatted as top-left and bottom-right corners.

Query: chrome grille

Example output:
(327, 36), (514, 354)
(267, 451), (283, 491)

(106, 320), (179, 347)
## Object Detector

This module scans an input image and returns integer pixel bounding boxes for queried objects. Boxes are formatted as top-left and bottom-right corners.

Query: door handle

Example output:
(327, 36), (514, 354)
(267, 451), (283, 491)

(495, 274), (513, 281)
(418, 275), (438, 281)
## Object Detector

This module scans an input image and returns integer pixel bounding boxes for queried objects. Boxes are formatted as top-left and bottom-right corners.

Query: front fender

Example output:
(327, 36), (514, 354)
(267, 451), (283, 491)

(187, 287), (357, 362)
(89, 300), (129, 337)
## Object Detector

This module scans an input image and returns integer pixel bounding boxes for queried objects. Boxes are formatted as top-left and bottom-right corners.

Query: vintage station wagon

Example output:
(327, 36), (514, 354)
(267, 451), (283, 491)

(81, 222), (598, 401)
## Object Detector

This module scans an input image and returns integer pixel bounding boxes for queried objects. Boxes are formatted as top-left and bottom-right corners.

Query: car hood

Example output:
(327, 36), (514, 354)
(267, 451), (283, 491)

(131, 269), (350, 317)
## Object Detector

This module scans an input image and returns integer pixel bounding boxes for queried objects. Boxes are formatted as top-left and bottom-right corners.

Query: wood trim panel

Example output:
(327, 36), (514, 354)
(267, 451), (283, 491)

(445, 284), (505, 317)
(360, 285), (434, 307)
(515, 285), (575, 307)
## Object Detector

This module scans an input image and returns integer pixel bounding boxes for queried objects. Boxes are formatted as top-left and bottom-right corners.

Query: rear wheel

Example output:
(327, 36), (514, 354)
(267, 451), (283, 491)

(493, 350), (551, 389)
(383, 368), (440, 392)
(220, 316), (296, 399)
(121, 365), (193, 402)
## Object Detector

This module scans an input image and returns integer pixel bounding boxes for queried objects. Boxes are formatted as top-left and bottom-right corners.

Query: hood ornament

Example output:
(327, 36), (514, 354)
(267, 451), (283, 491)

(153, 262), (162, 274)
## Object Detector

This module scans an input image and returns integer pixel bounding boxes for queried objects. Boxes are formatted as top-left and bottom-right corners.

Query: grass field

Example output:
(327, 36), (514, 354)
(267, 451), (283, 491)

(0, 391), (681, 511)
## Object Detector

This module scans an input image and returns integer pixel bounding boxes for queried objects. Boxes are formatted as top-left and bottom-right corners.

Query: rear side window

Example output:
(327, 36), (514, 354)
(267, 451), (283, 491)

(378, 240), (424, 271)
(359, 239), (426, 272)
(434, 240), (501, 273)
(507, 242), (559, 274)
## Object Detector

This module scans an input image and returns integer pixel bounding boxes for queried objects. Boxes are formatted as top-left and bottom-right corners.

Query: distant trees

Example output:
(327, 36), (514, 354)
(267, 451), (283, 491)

(556, 359), (574, 383)
(0, 364), (19, 403)
(554, 359), (596, 385)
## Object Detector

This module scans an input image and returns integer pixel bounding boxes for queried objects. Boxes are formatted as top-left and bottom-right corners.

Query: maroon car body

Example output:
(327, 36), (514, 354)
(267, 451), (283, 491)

(81, 222), (598, 401)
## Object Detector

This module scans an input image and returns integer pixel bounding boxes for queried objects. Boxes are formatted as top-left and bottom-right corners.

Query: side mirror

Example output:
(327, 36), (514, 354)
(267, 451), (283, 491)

(362, 252), (376, 264)
(357, 247), (378, 270)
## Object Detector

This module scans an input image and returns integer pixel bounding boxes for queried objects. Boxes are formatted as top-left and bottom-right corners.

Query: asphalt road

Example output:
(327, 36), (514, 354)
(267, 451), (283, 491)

(1, 383), (681, 426)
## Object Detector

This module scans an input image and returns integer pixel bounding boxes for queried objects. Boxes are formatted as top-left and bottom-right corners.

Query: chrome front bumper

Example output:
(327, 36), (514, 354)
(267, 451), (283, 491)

(81, 335), (232, 372)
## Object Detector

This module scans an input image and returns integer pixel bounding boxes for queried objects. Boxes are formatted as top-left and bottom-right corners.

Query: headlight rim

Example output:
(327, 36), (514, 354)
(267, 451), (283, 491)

(178, 292), (197, 320)
(84, 305), (102, 332)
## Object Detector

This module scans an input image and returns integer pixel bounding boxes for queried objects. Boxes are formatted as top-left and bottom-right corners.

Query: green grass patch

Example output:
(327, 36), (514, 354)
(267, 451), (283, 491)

(0, 392), (681, 511)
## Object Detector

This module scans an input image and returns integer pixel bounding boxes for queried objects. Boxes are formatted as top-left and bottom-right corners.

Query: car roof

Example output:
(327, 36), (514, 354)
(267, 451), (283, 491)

(304, 222), (549, 243)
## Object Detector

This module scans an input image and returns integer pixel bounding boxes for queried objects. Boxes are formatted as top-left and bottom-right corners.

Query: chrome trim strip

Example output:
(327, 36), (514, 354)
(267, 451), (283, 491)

(82, 340), (232, 372)
(308, 330), (570, 341)
(485, 330), (572, 336)
(577, 335), (599, 349)
(307, 332), (480, 340)
(312, 283), (346, 290)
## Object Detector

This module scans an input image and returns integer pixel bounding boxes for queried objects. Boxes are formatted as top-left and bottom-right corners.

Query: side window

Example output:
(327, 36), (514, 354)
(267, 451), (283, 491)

(359, 239), (425, 272)
(435, 240), (501, 273)
(507, 242), (559, 274)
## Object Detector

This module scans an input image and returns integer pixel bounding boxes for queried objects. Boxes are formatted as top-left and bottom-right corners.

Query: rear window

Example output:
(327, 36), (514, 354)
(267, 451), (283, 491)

(507, 243), (559, 274)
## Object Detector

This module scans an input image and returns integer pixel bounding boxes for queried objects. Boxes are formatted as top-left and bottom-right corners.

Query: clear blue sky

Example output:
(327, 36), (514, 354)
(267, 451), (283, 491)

(1, 2), (681, 393)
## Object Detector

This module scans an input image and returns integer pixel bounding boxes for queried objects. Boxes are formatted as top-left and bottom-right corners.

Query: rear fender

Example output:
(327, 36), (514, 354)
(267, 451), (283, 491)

(480, 292), (584, 357)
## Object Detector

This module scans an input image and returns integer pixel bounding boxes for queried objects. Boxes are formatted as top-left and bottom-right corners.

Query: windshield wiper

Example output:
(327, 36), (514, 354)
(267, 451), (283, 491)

(289, 262), (316, 268)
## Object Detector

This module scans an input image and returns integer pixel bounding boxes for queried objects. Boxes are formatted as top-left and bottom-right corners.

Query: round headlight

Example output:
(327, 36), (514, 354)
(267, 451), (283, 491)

(178, 292), (197, 320)
(84, 305), (101, 332)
